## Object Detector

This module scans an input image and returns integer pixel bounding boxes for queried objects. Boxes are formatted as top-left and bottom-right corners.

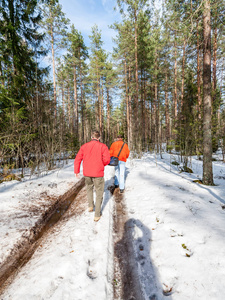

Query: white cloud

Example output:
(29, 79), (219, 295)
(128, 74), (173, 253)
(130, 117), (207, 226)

(59, 0), (120, 53)
(101, 0), (117, 14)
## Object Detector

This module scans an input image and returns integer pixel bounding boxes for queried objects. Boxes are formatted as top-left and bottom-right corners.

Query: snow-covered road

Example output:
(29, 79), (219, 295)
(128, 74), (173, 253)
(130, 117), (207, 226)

(1, 153), (225, 299)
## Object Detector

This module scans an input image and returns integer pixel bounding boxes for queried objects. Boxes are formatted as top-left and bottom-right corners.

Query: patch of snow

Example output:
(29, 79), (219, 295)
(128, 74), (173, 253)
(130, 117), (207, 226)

(1, 154), (225, 299)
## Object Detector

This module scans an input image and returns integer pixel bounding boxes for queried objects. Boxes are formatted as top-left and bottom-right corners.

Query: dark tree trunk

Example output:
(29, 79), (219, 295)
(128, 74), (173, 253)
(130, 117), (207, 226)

(73, 66), (78, 136)
(202, 0), (214, 185)
(165, 72), (170, 144)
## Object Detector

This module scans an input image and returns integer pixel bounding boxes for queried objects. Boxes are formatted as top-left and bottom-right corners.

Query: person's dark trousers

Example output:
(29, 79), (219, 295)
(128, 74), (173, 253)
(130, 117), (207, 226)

(84, 177), (105, 218)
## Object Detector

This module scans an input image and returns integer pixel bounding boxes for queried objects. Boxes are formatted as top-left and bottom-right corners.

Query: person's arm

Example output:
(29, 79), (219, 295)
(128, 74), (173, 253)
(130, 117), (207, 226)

(102, 145), (111, 166)
(74, 147), (84, 177)
(125, 144), (130, 159)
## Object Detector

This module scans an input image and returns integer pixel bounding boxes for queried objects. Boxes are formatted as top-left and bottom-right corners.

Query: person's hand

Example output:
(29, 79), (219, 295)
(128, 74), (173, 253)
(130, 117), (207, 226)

(75, 173), (80, 179)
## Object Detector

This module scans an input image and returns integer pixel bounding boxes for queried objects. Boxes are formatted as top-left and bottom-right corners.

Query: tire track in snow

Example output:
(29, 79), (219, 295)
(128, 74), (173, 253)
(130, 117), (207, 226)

(113, 187), (144, 300)
(0, 178), (85, 296)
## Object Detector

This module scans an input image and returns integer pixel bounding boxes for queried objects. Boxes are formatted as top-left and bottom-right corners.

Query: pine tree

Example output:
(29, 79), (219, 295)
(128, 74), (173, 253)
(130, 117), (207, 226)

(103, 60), (118, 146)
(202, 0), (214, 185)
(66, 25), (88, 140)
(111, 20), (135, 148)
(0, 0), (45, 120)
(116, 0), (150, 149)
(41, 0), (69, 118)
(88, 25), (108, 138)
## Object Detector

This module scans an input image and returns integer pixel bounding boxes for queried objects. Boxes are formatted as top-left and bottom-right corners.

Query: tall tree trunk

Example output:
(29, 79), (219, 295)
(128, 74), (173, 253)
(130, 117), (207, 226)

(134, 8), (139, 147)
(174, 39), (178, 120)
(100, 88), (103, 140)
(128, 65), (133, 149)
(203, 0), (214, 185)
(155, 49), (159, 152)
(151, 83), (156, 149)
(212, 27), (217, 100)
(95, 78), (99, 130)
(212, 24), (218, 153)
(96, 68), (101, 135)
(124, 58), (131, 148)
(73, 65), (78, 136)
(0, 62), (5, 86)
(61, 80), (65, 135)
(141, 69), (145, 150)
(181, 39), (186, 110)
(165, 72), (170, 145)
(155, 81), (159, 152)
(212, 24), (220, 124)
(220, 57), (224, 122)
(146, 90), (151, 150)
(143, 70), (147, 150)
(80, 66), (84, 144)
(67, 83), (72, 134)
(196, 19), (203, 155)
(197, 20), (202, 119)
(50, 24), (57, 118)
(106, 87), (110, 146)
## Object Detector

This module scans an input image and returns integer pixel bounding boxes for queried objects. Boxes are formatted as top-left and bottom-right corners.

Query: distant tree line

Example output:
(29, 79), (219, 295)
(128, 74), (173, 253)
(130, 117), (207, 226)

(0, 0), (225, 184)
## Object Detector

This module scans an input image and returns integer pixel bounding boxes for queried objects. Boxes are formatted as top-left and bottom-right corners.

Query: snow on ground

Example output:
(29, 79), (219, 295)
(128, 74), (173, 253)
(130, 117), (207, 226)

(0, 161), (79, 266)
(124, 153), (225, 300)
(1, 153), (225, 299)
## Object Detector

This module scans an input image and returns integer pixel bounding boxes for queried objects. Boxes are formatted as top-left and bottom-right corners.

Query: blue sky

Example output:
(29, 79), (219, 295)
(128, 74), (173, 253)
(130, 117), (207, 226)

(59, 0), (121, 53)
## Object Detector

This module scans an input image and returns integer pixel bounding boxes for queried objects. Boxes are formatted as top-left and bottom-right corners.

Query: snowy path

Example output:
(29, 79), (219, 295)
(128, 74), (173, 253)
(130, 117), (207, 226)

(124, 154), (225, 299)
(1, 167), (115, 300)
(1, 154), (225, 299)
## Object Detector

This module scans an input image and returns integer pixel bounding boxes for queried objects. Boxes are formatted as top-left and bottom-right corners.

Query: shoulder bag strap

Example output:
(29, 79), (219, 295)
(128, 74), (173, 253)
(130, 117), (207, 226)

(117, 142), (125, 158)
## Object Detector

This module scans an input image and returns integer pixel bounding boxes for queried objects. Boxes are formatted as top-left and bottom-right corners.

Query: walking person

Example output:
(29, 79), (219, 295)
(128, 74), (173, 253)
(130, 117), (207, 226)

(74, 130), (110, 222)
(109, 135), (130, 193)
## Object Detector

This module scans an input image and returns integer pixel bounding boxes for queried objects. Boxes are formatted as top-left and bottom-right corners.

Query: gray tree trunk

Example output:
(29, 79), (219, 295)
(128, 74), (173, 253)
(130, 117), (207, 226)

(203, 0), (214, 185)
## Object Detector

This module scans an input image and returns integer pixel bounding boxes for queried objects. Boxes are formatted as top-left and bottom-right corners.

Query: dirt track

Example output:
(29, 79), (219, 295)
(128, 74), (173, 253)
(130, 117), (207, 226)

(0, 181), (144, 299)
(0, 178), (85, 295)
(113, 187), (144, 300)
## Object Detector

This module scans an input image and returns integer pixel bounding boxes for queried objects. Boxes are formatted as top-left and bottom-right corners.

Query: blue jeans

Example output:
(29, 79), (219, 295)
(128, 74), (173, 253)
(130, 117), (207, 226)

(115, 161), (126, 190)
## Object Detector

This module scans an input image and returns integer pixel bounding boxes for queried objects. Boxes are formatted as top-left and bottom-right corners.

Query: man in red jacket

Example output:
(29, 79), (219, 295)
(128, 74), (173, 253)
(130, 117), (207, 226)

(74, 130), (110, 222)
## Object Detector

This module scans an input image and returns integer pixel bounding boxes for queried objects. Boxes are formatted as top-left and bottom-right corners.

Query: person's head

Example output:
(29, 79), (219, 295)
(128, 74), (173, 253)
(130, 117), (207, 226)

(117, 134), (123, 141)
(91, 130), (100, 140)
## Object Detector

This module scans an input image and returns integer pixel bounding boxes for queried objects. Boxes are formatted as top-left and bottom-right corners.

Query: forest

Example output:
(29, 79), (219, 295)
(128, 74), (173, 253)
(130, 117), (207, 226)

(0, 0), (225, 185)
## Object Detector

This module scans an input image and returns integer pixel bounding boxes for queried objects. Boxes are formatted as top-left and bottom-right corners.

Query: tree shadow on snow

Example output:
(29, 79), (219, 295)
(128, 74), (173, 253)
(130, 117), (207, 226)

(115, 218), (173, 300)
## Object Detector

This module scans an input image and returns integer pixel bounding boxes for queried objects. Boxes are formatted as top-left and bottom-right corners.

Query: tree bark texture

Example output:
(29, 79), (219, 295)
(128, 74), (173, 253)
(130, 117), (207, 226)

(165, 72), (170, 144)
(203, 0), (214, 185)
(174, 40), (178, 120)
(197, 20), (202, 119)
(73, 66), (78, 136)
(124, 59), (131, 149)
(181, 39), (186, 110)
(134, 9), (139, 145)
(50, 25), (57, 118)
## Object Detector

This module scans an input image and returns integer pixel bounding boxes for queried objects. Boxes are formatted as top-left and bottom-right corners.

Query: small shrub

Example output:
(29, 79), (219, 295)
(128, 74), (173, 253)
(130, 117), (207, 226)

(3, 164), (10, 176)
(175, 145), (180, 152)
(167, 145), (173, 153)
(182, 166), (193, 173)
(171, 161), (180, 166)
(3, 174), (21, 182)
(193, 179), (203, 184)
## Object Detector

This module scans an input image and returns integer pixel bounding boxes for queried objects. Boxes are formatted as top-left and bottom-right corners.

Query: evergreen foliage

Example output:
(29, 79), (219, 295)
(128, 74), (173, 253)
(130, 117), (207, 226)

(0, 0), (225, 185)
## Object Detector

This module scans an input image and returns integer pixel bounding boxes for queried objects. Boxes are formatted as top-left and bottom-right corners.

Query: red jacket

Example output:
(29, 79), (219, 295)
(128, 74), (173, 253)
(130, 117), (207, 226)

(109, 140), (130, 162)
(74, 140), (110, 177)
